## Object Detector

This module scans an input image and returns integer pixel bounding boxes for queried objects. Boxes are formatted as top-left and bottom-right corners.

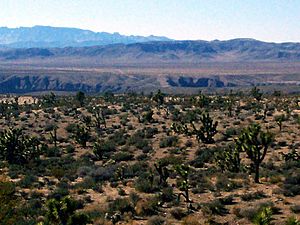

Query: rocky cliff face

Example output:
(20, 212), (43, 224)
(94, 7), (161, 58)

(1, 72), (298, 94)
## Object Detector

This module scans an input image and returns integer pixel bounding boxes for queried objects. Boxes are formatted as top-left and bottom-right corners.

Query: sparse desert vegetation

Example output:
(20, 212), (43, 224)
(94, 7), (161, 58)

(1, 88), (300, 225)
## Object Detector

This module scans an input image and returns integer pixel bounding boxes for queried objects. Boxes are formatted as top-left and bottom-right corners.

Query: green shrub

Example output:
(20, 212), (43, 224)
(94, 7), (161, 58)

(45, 146), (61, 157)
(285, 217), (300, 225)
(241, 191), (267, 201)
(159, 136), (178, 148)
(290, 204), (300, 214)
(253, 206), (273, 225)
(147, 216), (165, 225)
(201, 199), (228, 216)
(170, 207), (187, 220)
(19, 174), (38, 188)
(112, 151), (134, 162)
(66, 145), (75, 154)
(108, 198), (133, 214)
(135, 175), (157, 193)
(283, 174), (300, 196)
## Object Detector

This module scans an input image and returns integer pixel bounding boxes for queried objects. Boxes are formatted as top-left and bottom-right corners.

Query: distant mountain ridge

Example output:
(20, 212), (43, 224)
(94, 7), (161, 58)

(0, 26), (172, 48)
(1, 30), (300, 94)
(0, 39), (300, 62)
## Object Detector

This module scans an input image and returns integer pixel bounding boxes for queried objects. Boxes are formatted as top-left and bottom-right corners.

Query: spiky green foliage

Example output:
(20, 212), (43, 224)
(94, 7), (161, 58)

(251, 87), (263, 101)
(281, 149), (300, 162)
(92, 106), (106, 129)
(73, 125), (90, 148)
(143, 110), (154, 123)
(76, 91), (85, 107)
(93, 141), (104, 160)
(215, 145), (242, 173)
(285, 217), (300, 225)
(237, 124), (274, 183)
(45, 196), (89, 225)
(152, 89), (165, 105)
(191, 113), (218, 144)
(154, 162), (170, 187)
(253, 206), (273, 225)
(171, 112), (218, 144)
(50, 125), (58, 148)
(191, 92), (211, 108)
(0, 128), (40, 164)
(275, 114), (285, 131)
(174, 164), (191, 205)
(0, 179), (20, 224)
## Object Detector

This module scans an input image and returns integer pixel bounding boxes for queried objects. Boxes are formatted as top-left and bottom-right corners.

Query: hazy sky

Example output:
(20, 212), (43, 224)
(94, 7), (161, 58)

(0, 0), (299, 42)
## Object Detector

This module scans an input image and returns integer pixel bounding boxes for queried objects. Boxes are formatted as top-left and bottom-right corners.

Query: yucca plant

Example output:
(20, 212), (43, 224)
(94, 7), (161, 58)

(253, 206), (273, 225)
(285, 217), (300, 225)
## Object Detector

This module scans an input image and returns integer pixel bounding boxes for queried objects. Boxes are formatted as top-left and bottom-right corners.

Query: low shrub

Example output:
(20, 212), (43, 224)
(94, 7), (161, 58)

(159, 136), (178, 148)
(147, 216), (165, 225)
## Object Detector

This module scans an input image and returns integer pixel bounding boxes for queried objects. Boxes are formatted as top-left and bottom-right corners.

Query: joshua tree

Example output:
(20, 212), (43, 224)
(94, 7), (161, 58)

(225, 97), (235, 117)
(174, 164), (191, 206)
(281, 148), (300, 162)
(237, 124), (274, 183)
(42, 92), (57, 107)
(275, 114), (285, 131)
(73, 125), (90, 147)
(92, 106), (106, 129)
(215, 144), (242, 173)
(0, 128), (40, 164)
(45, 196), (89, 225)
(154, 162), (169, 187)
(192, 113), (218, 144)
(263, 103), (269, 121)
(171, 112), (218, 144)
(152, 89), (165, 105)
(76, 91), (86, 107)
(192, 91), (210, 108)
(251, 87), (263, 101)
(82, 115), (92, 129)
(0, 102), (8, 117)
(143, 110), (154, 123)
(115, 165), (126, 181)
(49, 125), (58, 148)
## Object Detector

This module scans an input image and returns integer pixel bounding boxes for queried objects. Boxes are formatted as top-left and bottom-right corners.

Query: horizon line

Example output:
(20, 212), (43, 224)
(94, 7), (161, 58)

(0, 24), (300, 44)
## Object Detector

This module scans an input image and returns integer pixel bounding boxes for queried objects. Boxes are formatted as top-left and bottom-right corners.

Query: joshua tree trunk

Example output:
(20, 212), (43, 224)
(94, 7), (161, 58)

(254, 162), (260, 183)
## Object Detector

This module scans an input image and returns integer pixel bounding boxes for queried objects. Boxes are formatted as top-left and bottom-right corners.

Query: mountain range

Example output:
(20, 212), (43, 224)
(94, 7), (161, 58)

(1, 26), (300, 94)
(0, 26), (171, 48)
(0, 38), (300, 63)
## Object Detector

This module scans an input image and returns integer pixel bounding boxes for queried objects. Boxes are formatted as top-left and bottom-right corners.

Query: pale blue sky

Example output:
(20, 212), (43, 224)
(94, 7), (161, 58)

(0, 0), (299, 42)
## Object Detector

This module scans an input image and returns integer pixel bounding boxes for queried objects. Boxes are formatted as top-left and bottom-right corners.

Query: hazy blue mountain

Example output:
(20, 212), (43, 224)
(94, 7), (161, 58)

(0, 26), (172, 48)
(1, 39), (300, 61)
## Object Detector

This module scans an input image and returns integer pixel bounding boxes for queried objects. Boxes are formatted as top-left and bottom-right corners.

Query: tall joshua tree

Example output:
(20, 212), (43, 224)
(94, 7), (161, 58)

(174, 164), (191, 208)
(0, 128), (40, 164)
(172, 112), (218, 144)
(237, 124), (274, 183)
(76, 91), (86, 107)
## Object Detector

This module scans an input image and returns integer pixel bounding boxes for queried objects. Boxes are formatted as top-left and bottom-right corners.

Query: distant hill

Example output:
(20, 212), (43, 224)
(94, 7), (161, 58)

(1, 38), (300, 94)
(0, 26), (172, 48)
(0, 39), (300, 62)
